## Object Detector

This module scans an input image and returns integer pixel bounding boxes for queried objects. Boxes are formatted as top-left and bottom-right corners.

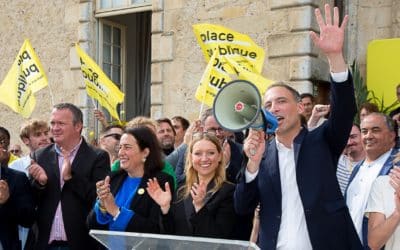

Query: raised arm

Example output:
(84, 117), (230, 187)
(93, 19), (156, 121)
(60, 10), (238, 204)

(310, 4), (348, 73)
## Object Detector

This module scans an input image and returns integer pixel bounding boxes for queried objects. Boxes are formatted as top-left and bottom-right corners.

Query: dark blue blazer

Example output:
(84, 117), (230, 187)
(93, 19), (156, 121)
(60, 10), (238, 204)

(234, 74), (362, 250)
(346, 147), (398, 248)
(0, 166), (35, 250)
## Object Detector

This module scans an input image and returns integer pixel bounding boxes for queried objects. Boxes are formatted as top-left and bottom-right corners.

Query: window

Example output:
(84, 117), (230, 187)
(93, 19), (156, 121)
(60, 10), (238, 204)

(96, 0), (151, 17)
(98, 12), (152, 122)
(99, 20), (126, 121)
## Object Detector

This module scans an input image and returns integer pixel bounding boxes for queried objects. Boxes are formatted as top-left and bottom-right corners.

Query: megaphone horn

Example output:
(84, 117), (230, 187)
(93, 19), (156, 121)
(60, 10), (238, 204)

(213, 80), (278, 134)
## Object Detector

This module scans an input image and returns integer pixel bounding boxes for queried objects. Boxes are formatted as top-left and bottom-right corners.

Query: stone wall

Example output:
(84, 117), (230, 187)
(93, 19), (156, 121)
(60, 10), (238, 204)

(0, 0), (398, 145)
(151, 0), (336, 121)
(0, 0), (84, 146)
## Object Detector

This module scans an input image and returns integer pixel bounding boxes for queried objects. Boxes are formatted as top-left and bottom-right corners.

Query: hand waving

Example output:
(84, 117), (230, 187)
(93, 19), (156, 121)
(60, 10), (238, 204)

(146, 178), (172, 214)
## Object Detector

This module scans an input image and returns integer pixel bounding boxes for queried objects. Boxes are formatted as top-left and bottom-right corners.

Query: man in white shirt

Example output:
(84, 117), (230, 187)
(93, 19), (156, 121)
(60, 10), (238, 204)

(346, 112), (397, 247)
(234, 4), (362, 250)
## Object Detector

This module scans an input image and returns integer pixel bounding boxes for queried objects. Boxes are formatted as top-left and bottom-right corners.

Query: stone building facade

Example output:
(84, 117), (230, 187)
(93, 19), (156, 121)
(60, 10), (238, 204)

(0, 0), (398, 145)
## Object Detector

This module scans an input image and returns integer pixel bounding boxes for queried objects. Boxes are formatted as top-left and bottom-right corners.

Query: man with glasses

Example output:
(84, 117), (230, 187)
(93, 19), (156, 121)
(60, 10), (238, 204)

(99, 125), (124, 166)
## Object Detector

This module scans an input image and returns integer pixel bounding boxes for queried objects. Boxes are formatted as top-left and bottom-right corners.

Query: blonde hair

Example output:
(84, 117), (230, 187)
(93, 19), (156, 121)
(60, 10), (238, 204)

(126, 116), (157, 132)
(178, 133), (226, 200)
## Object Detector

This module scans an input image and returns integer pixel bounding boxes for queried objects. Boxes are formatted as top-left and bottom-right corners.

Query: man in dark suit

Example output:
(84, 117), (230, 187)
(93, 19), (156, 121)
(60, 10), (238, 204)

(0, 128), (35, 250)
(28, 103), (110, 250)
(234, 4), (362, 250)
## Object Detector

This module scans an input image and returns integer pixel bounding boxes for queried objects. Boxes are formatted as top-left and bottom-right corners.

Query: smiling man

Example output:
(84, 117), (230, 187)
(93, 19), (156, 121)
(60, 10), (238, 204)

(346, 112), (398, 247)
(28, 103), (110, 250)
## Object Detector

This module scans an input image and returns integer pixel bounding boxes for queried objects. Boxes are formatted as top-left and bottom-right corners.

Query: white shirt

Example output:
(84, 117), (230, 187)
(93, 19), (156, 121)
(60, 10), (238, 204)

(244, 70), (349, 249)
(9, 155), (30, 176)
(246, 139), (312, 250)
(346, 150), (391, 241)
(365, 176), (400, 250)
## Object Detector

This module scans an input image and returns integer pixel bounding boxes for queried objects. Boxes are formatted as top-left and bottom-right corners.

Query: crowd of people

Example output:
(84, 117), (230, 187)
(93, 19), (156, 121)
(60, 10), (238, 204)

(2, 4), (400, 250)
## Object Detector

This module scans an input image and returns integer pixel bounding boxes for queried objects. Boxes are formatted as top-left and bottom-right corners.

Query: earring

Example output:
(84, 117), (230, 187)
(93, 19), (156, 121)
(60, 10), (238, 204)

(142, 157), (146, 163)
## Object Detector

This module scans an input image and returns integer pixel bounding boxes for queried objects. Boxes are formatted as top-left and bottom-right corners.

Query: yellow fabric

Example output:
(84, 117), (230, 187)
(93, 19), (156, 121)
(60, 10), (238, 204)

(193, 24), (273, 107)
(75, 44), (124, 121)
(8, 153), (19, 165)
(0, 39), (48, 118)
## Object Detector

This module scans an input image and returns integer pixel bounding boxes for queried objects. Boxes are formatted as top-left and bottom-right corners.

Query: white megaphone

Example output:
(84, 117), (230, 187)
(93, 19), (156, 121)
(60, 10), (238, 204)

(213, 80), (278, 134)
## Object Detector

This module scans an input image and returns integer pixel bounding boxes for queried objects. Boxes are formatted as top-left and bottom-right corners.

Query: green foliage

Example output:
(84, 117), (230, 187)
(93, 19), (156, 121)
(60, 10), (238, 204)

(351, 60), (400, 125)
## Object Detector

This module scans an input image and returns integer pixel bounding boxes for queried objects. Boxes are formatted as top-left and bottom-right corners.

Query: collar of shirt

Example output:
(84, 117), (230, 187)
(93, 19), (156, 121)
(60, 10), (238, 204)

(55, 137), (82, 159)
(363, 149), (392, 169)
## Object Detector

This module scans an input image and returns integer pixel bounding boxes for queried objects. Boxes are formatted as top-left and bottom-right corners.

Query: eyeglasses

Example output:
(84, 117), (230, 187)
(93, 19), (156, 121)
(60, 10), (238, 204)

(103, 133), (121, 140)
(10, 149), (21, 154)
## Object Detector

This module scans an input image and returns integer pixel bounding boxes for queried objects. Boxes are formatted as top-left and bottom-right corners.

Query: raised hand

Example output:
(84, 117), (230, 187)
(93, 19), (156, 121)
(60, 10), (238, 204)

(243, 129), (266, 172)
(310, 4), (348, 72)
(146, 178), (172, 214)
(191, 181), (207, 212)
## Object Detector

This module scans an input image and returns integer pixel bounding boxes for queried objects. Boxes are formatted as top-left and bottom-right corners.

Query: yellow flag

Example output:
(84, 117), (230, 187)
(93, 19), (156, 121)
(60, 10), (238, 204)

(0, 39), (48, 118)
(193, 23), (265, 74)
(75, 44), (124, 120)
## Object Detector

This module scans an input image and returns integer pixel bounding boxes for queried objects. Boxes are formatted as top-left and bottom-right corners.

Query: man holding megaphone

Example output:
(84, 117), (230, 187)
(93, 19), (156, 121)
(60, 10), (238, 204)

(234, 4), (362, 250)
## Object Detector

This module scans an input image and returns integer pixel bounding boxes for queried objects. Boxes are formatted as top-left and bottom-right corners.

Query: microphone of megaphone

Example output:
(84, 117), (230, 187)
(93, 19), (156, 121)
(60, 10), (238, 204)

(213, 80), (278, 134)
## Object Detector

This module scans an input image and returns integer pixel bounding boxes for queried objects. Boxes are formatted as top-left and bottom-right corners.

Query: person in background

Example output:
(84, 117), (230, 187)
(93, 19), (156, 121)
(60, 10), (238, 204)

(307, 104), (330, 130)
(94, 109), (109, 129)
(87, 126), (174, 235)
(28, 103), (110, 250)
(336, 124), (365, 194)
(8, 119), (51, 249)
(365, 154), (400, 250)
(156, 118), (176, 156)
(9, 119), (51, 175)
(360, 102), (379, 122)
(99, 125), (124, 166)
(0, 127), (19, 166)
(171, 116), (190, 149)
(9, 144), (23, 158)
(147, 132), (236, 239)
(300, 93), (315, 122)
(0, 139), (35, 250)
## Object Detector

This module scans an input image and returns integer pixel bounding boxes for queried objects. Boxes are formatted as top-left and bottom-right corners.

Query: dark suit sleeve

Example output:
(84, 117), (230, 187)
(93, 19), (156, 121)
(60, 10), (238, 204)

(2, 171), (35, 228)
(190, 183), (237, 239)
(324, 73), (357, 160)
(124, 173), (175, 233)
(64, 149), (110, 208)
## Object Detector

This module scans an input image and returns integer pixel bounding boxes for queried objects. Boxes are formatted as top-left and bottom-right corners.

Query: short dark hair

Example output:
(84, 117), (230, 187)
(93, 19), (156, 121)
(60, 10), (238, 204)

(172, 116), (190, 130)
(124, 126), (164, 176)
(300, 93), (315, 103)
(156, 118), (176, 135)
(267, 82), (301, 102)
(200, 108), (214, 125)
(360, 102), (379, 114)
(101, 124), (124, 135)
(53, 103), (83, 125)
(0, 126), (10, 141)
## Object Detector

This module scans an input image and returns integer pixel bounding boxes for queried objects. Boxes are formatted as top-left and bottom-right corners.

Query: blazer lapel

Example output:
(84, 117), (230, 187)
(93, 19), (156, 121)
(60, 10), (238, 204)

(266, 139), (282, 204)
